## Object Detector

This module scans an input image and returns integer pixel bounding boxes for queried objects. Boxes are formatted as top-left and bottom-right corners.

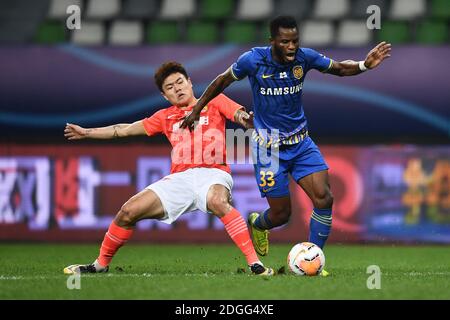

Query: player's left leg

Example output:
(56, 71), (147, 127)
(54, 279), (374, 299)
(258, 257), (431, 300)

(64, 188), (165, 274)
(289, 137), (332, 249)
(297, 170), (333, 277)
(297, 170), (333, 249)
(290, 138), (332, 276)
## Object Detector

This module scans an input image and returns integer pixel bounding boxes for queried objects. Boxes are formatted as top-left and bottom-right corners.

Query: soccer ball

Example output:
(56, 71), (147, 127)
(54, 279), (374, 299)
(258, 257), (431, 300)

(287, 242), (325, 276)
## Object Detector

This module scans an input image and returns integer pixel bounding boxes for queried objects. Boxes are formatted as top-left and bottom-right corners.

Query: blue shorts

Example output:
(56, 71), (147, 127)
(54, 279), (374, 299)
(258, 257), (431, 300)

(252, 136), (328, 198)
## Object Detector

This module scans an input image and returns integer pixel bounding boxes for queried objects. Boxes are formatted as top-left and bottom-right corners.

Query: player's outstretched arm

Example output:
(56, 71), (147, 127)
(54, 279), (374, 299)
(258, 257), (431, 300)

(327, 41), (391, 76)
(181, 68), (236, 130)
(64, 120), (146, 140)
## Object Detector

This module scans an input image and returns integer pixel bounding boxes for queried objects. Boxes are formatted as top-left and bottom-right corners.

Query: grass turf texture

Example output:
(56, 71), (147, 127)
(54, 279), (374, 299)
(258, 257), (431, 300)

(1, 244), (449, 299)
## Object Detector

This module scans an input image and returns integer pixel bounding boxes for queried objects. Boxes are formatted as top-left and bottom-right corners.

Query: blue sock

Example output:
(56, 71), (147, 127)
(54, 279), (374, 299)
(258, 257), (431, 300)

(308, 208), (332, 249)
(254, 209), (274, 230)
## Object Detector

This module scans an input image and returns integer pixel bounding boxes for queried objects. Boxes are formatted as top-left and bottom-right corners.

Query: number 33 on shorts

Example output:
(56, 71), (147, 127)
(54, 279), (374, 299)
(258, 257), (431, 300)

(259, 170), (275, 188)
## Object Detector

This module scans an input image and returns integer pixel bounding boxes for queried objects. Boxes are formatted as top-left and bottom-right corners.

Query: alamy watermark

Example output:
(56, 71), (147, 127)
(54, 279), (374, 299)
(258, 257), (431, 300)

(367, 5), (381, 30)
(66, 5), (81, 30)
(66, 273), (81, 290)
(366, 265), (381, 289)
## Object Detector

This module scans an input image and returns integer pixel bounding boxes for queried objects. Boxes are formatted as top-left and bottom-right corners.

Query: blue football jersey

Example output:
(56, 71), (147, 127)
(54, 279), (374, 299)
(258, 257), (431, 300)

(230, 46), (332, 143)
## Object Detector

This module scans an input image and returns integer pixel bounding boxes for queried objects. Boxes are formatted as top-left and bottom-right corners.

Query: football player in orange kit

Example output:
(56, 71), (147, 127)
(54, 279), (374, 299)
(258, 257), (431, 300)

(63, 61), (273, 276)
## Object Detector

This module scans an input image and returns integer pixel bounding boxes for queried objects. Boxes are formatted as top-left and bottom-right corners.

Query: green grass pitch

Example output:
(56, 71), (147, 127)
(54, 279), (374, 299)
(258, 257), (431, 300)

(1, 243), (449, 300)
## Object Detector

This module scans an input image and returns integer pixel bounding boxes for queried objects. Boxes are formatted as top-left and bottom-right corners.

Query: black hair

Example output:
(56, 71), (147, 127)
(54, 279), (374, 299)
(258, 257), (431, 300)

(270, 15), (298, 38)
(154, 61), (189, 92)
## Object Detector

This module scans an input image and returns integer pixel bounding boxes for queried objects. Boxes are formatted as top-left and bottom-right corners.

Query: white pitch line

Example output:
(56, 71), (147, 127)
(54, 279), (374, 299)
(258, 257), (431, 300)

(0, 273), (233, 281)
(2, 271), (450, 281)
(403, 272), (450, 276)
(2, 272), (450, 281)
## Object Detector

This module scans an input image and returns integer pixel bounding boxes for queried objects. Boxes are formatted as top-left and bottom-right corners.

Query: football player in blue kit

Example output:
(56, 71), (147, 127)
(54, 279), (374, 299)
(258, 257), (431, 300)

(182, 16), (391, 275)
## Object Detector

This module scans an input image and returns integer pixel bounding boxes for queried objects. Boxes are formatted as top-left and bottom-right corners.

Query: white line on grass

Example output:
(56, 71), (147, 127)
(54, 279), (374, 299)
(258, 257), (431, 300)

(404, 272), (450, 276)
(2, 271), (450, 281)
(0, 273), (237, 281)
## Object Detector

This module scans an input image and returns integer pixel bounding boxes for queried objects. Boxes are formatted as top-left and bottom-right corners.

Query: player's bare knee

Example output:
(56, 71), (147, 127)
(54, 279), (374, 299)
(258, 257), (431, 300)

(208, 195), (231, 218)
(313, 190), (334, 209)
(115, 203), (138, 227)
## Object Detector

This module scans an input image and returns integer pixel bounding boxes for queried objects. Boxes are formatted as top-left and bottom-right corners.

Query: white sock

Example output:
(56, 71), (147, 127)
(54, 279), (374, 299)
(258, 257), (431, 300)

(93, 259), (107, 271)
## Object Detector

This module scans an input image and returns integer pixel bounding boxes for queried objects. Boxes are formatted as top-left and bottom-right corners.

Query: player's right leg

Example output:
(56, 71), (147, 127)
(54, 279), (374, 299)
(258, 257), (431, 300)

(247, 212), (270, 256)
(205, 183), (273, 276)
(249, 196), (292, 256)
(64, 189), (165, 274)
(249, 151), (290, 256)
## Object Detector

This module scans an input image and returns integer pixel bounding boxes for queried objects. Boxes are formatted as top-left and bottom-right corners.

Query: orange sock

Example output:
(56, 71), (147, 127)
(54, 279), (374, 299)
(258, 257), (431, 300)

(221, 208), (259, 266)
(97, 221), (134, 267)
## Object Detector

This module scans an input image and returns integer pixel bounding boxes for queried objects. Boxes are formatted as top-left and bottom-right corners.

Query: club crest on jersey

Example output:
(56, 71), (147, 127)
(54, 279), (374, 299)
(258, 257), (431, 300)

(293, 65), (303, 79)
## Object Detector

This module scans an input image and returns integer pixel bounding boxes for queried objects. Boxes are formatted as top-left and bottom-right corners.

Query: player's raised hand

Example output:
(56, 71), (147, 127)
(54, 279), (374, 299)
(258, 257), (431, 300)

(241, 111), (254, 129)
(180, 110), (200, 131)
(364, 41), (391, 69)
(64, 123), (88, 140)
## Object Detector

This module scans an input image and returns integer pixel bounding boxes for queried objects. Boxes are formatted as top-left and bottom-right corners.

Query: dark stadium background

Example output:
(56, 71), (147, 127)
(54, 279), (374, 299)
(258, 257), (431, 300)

(1, 0), (449, 245)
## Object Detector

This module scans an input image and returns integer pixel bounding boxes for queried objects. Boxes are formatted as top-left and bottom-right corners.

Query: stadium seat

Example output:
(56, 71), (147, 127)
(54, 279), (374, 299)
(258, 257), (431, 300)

(109, 21), (143, 45)
(48, 0), (83, 19)
(337, 20), (371, 46)
(199, 0), (234, 19)
(416, 21), (448, 44)
(146, 21), (180, 44)
(34, 21), (66, 44)
(431, 0), (450, 18)
(313, 0), (349, 19)
(350, 0), (388, 18)
(276, 0), (312, 20)
(224, 21), (258, 44)
(71, 21), (105, 45)
(122, 0), (159, 19)
(186, 21), (219, 44)
(300, 21), (334, 47)
(86, 0), (121, 20)
(160, 0), (195, 19)
(377, 21), (410, 44)
(390, 0), (426, 19)
(237, 0), (273, 20)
